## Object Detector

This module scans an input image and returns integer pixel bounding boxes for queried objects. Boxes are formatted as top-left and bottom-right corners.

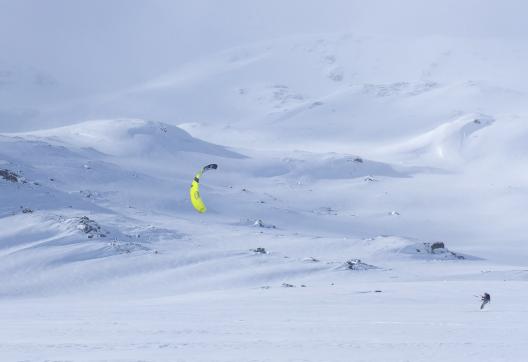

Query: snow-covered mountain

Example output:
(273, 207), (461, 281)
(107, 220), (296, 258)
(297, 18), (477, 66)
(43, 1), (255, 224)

(1, 112), (527, 360)
(2, 2), (528, 361)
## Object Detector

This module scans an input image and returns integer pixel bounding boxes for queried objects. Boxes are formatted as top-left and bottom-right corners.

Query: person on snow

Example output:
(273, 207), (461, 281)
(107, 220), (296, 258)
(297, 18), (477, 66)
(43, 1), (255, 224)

(480, 292), (491, 309)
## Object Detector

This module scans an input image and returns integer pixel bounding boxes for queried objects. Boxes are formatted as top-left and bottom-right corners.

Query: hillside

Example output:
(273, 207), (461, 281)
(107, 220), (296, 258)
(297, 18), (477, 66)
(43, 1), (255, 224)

(2, 7), (528, 361)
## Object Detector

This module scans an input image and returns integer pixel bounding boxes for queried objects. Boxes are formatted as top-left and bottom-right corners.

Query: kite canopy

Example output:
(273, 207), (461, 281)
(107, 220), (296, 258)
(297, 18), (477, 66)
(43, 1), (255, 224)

(190, 164), (218, 213)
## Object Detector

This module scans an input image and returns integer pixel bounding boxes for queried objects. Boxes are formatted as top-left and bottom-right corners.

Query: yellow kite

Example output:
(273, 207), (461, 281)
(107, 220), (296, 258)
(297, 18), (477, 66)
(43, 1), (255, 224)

(190, 164), (218, 213)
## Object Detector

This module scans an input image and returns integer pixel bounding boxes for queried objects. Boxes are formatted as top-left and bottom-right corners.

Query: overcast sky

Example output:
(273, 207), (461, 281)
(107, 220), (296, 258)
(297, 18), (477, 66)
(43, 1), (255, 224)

(1, 0), (527, 131)
(2, 0), (527, 87)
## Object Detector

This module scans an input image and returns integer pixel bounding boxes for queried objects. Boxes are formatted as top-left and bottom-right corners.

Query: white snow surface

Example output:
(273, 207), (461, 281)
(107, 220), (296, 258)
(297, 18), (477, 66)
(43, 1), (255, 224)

(2, 15), (528, 362)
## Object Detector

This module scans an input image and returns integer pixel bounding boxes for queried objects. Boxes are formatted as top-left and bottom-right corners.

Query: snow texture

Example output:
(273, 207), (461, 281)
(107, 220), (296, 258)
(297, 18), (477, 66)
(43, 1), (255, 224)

(2, 2), (528, 361)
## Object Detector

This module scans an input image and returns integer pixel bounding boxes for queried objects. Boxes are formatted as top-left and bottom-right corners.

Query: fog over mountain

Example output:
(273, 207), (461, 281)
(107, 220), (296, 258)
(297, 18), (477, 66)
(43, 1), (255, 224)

(2, 0), (528, 131)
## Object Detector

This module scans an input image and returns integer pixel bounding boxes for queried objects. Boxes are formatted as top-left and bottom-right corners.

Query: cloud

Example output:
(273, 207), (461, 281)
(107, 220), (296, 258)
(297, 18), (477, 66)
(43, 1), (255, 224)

(0, 0), (527, 131)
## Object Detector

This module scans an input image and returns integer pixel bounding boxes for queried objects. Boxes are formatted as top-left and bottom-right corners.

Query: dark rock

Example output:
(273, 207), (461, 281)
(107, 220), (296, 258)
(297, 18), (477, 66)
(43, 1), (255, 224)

(344, 259), (378, 271)
(430, 242), (445, 251)
(303, 257), (320, 262)
(418, 241), (466, 259)
(77, 216), (101, 235)
(251, 247), (268, 254)
(0, 169), (21, 183)
(253, 219), (276, 229)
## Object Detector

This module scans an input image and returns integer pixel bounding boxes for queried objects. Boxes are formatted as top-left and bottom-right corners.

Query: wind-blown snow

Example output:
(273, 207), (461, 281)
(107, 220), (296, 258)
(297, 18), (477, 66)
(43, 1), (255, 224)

(2, 2), (528, 361)
(1, 114), (527, 360)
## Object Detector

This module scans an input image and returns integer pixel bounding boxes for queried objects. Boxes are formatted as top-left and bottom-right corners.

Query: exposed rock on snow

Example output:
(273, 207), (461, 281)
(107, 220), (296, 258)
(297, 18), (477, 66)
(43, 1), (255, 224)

(80, 190), (100, 199)
(253, 219), (276, 229)
(342, 259), (379, 271)
(106, 240), (150, 254)
(411, 241), (466, 260)
(364, 236), (473, 260)
(0, 169), (24, 183)
(74, 216), (108, 239)
(303, 257), (320, 263)
(281, 282), (295, 288)
(250, 247), (268, 254)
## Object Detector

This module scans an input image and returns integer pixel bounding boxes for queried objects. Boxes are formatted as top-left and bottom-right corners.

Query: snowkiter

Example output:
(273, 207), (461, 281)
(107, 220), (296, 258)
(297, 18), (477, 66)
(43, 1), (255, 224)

(480, 293), (491, 309)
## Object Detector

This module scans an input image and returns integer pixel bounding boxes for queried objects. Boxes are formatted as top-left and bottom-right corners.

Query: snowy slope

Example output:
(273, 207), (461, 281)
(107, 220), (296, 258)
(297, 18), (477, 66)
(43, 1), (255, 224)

(23, 33), (528, 152)
(2, 20), (528, 362)
(1, 116), (526, 291)
(1, 110), (528, 360)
